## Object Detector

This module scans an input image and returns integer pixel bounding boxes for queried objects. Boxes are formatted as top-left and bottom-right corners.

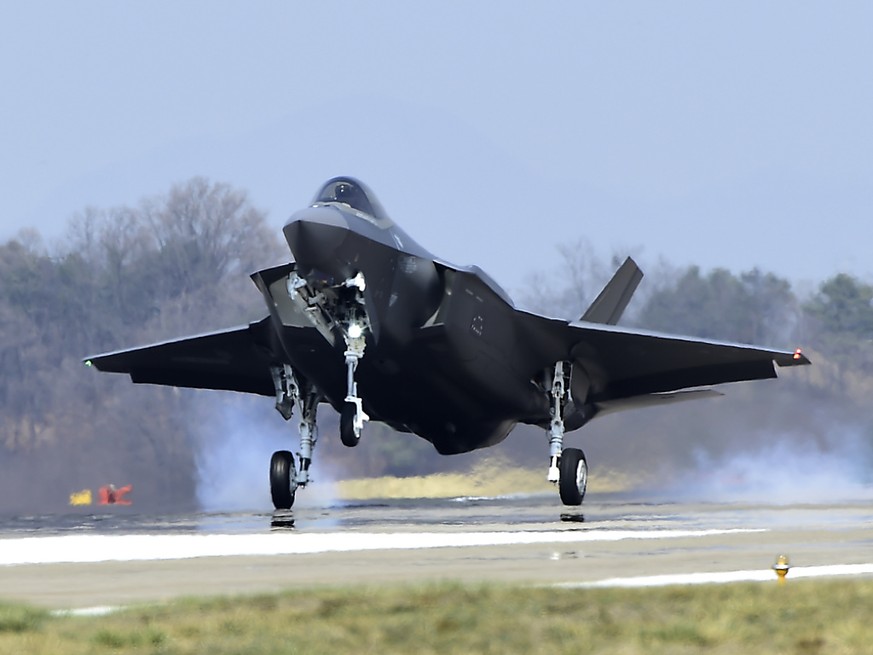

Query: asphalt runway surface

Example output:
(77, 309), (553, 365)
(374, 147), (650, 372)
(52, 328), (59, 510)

(2, 492), (872, 610)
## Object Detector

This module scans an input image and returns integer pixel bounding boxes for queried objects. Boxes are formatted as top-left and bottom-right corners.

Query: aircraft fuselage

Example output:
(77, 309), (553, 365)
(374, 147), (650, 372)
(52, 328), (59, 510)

(268, 201), (546, 454)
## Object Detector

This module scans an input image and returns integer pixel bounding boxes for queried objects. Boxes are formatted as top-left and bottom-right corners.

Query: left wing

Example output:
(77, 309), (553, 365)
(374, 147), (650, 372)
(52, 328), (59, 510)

(517, 309), (809, 406)
(564, 320), (809, 403)
(84, 317), (280, 396)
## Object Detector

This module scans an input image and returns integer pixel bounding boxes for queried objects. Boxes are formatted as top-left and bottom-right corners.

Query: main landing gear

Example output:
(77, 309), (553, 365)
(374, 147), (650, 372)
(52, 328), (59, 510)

(269, 364), (321, 510)
(546, 362), (589, 506)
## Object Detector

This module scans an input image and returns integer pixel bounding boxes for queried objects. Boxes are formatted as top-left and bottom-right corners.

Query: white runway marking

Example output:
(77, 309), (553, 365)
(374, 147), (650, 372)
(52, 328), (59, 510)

(562, 563), (873, 588)
(52, 606), (118, 617)
(0, 528), (762, 567)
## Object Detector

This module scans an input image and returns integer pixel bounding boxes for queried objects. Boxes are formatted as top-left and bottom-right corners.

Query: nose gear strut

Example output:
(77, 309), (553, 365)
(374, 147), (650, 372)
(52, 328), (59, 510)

(340, 272), (370, 447)
(267, 268), (376, 507)
(284, 268), (372, 449)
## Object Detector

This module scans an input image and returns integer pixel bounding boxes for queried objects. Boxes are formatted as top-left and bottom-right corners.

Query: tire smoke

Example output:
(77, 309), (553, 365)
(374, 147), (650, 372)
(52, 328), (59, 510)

(660, 428), (873, 504)
(194, 396), (339, 512)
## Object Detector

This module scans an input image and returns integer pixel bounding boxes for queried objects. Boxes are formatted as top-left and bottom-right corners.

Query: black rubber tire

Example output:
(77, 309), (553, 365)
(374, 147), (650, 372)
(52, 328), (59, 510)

(270, 450), (296, 509)
(559, 447), (588, 506)
(340, 403), (360, 447)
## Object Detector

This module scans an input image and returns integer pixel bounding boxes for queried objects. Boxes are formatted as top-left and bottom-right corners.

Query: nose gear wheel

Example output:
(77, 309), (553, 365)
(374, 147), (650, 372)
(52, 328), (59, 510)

(340, 403), (361, 447)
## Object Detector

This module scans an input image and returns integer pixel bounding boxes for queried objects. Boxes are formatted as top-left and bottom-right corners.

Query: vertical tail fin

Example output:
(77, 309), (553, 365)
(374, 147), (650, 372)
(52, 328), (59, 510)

(579, 257), (643, 325)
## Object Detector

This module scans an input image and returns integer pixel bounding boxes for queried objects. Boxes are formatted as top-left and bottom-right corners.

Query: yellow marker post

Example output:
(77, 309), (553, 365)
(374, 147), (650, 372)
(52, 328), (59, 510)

(772, 554), (791, 584)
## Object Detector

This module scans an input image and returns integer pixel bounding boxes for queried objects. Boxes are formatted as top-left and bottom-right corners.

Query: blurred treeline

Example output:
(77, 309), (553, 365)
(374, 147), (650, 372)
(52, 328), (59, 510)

(1, 180), (871, 512)
(0, 179), (283, 511)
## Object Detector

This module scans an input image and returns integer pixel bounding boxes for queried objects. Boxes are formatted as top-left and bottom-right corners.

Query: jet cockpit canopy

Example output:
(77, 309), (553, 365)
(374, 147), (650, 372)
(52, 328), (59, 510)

(313, 177), (389, 221)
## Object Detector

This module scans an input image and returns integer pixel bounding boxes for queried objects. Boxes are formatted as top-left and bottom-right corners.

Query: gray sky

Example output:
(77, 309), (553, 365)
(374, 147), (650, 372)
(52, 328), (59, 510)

(2, 2), (871, 293)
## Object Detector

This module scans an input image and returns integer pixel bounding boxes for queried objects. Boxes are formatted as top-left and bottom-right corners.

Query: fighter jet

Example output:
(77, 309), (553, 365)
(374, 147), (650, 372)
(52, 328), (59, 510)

(85, 177), (810, 509)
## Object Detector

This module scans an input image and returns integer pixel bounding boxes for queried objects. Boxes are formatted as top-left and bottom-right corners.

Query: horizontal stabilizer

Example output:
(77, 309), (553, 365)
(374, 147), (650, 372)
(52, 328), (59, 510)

(580, 257), (643, 325)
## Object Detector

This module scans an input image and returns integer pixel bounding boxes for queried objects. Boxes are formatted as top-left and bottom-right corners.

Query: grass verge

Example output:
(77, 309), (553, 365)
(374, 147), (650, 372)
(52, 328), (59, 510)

(336, 459), (635, 500)
(2, 579), (871, 654)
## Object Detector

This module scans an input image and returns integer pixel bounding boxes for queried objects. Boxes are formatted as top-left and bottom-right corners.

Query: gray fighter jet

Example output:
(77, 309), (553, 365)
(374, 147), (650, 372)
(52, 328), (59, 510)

(86, 177), (810, 509)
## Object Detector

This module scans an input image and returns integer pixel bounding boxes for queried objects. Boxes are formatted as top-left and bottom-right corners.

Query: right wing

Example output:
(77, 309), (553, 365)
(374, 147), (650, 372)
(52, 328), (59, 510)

(84, 317), (281, 396)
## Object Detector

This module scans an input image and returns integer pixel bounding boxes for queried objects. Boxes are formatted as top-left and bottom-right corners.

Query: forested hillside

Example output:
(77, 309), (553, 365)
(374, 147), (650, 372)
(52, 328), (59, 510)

(0, 179), (284, 511)
(1, 180), (870, 512)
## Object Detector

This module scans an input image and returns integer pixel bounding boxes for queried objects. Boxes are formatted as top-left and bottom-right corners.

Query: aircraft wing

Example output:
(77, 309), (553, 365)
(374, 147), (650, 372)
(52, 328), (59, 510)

(561, 320), (809, 403)
(84, 318), (280, 396)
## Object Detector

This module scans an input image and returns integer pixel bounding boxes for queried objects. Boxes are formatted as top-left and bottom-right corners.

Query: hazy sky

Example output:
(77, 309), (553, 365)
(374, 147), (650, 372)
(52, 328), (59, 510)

(2, 2), (870, 294)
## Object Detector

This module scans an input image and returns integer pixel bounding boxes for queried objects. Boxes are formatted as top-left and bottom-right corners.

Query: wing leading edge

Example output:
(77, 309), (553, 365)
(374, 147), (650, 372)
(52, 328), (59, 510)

(84, 318), (279, 396)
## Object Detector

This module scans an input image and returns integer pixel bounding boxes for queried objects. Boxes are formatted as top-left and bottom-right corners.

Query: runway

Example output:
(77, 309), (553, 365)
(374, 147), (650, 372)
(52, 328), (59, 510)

(1, 492), (872, 609)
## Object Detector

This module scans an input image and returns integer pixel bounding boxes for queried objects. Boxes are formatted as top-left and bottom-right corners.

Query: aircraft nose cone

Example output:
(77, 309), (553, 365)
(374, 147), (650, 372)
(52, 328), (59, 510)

(283, 209), (351, 277)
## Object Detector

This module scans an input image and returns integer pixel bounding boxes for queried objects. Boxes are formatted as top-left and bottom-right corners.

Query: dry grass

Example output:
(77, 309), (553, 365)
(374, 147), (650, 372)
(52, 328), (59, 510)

(3, 579), (872, 654)
(336, 458), (635, 500)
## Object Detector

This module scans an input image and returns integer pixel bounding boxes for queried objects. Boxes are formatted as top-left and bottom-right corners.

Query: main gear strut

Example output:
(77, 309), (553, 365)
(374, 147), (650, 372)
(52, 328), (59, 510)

(544, 361), (588, 506)
(269, 364), (322, 509)
(547, 361), (571, 483)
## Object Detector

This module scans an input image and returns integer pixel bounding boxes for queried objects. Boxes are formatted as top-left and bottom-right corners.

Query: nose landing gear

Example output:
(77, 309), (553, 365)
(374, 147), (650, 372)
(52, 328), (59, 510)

(341, 316), (368, 447)
(340, 273), (370, 447)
